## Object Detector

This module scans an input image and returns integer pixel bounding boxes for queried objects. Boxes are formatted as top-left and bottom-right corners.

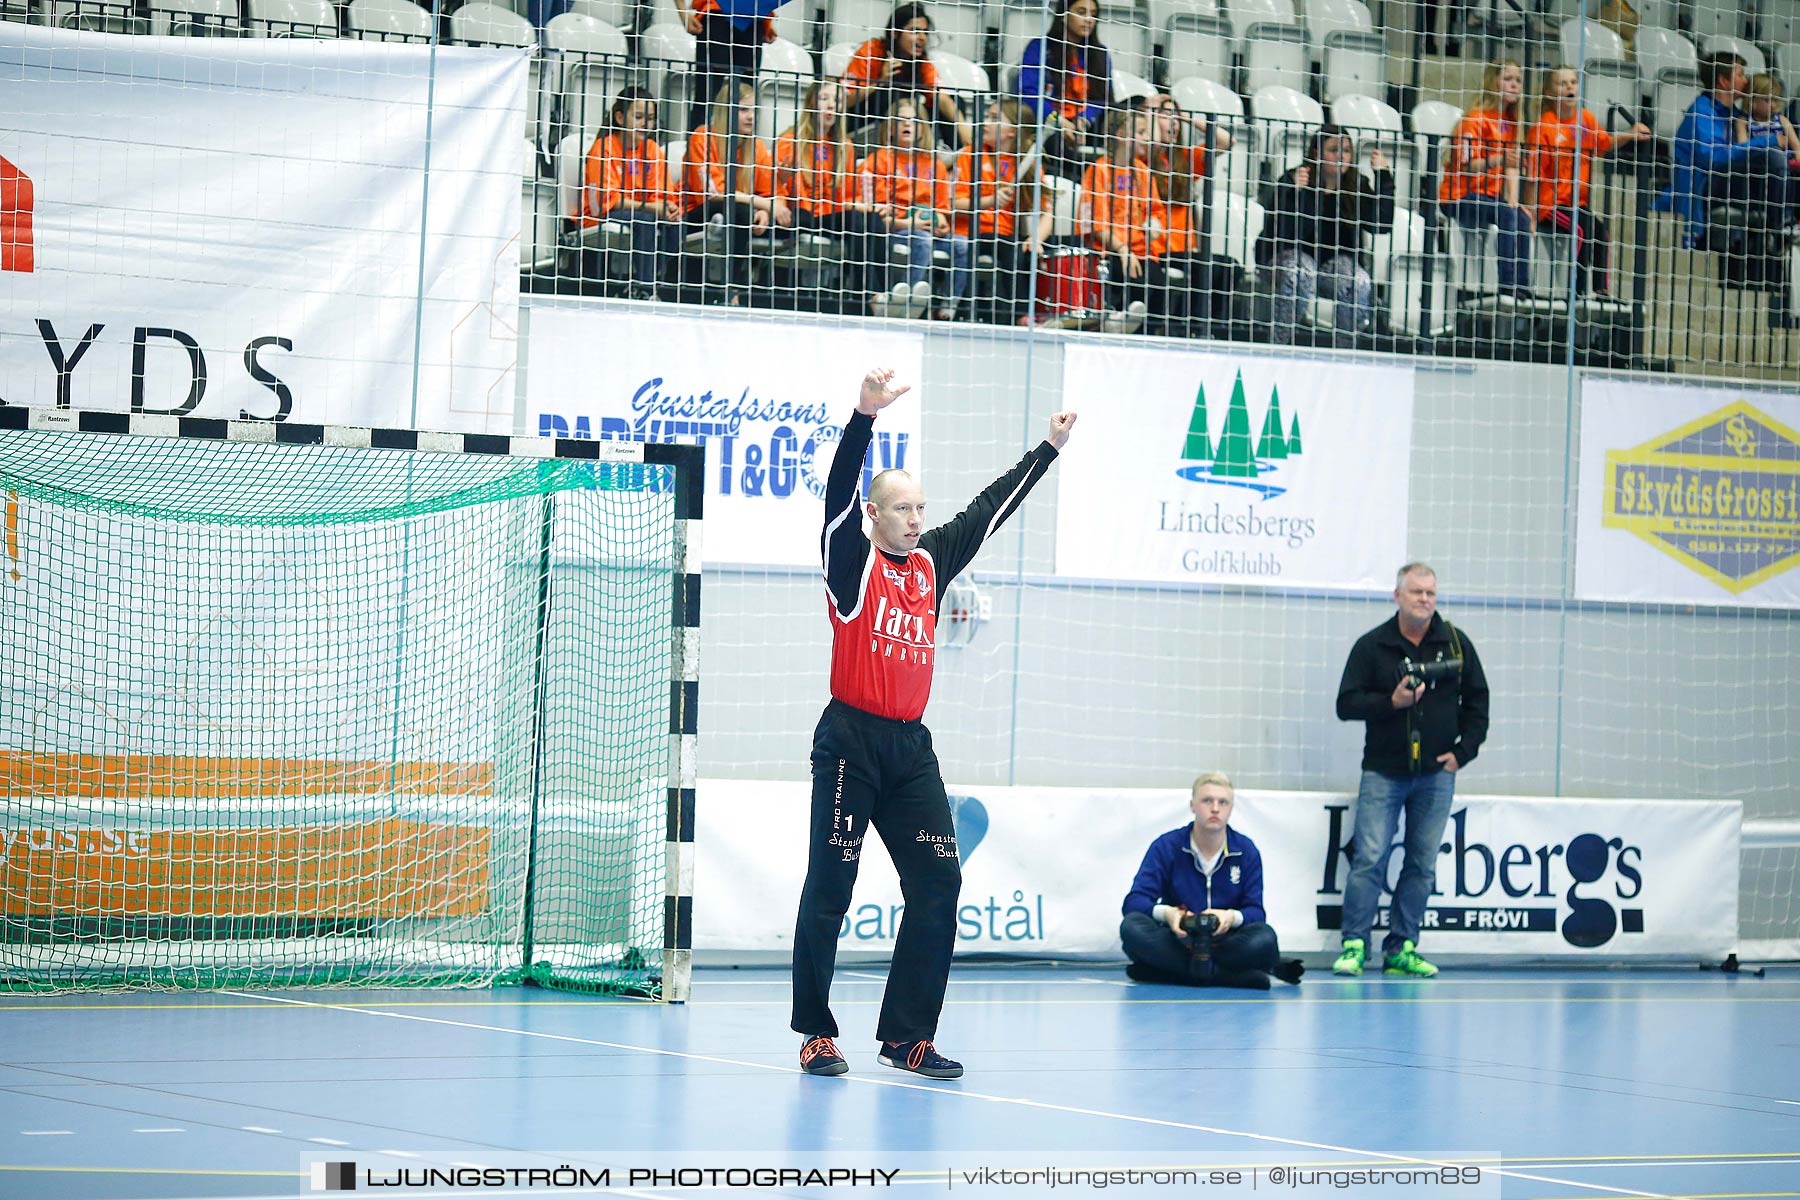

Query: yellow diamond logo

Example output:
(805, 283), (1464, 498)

(1601, 400), (1800, 593)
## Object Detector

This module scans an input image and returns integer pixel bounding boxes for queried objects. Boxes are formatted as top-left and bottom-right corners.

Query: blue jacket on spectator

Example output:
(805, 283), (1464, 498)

(1654, 93), (1782, 245)
(1016, 36), (1110, 129)
(1121, 824), (1266, 926)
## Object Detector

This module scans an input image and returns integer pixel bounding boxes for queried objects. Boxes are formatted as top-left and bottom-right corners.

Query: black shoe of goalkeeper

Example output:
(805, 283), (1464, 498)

(878, 1039), (963, 1079)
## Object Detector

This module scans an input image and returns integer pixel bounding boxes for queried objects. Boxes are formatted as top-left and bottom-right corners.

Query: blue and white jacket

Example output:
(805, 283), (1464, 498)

(1121, 824), (1266, 926)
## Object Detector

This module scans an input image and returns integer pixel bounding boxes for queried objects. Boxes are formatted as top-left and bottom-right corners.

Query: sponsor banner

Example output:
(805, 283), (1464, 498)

(0, 25), (521, 432)
(1577, 378), (1800, 606)
(695, 781), (1739, 958)
(1054, 345), (1412, 589)
(526, 306), (925, 567)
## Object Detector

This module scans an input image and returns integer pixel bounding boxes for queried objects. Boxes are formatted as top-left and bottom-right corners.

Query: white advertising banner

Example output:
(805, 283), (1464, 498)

(0, 25), (521, 432)
(1577, 378), (1800, 607)
(1054, 345), (1413, 589)
(526, 306), (924, 567)
(695, 781), (1740, 959)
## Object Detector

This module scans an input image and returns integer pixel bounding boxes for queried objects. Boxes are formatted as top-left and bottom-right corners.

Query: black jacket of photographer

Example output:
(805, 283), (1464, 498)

(1335, 612), (1489, 776)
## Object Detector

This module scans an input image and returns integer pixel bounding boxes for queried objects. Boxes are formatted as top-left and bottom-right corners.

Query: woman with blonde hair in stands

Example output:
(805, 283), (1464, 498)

(841, 3), (972, 149)
(775, 79), (894, 315)
(1438, 60), (1535, 299)
(582, 86), (681, 299)
(680, 80), (789, 306)
(1141, 93), (1236, 335)
(1527, 65), (1650, 297)
(862, 93), (969, 319)
(951, 99), (1054, 325)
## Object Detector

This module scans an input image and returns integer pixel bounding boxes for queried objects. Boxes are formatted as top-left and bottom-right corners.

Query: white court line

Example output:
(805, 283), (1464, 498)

(308, 1137), (351, 1146)
(241, 1126), (282, 1133)
(19, 1130), (74, 1136)
(132, 1128), (184, 1134)
(1777, 1099), (1800, 1106)
(220, 990), (1665, 1199)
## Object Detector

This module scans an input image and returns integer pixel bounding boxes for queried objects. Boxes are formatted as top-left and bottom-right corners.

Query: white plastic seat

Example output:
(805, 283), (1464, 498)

(642, 21), (698, 129)
(149, 0), (244, 36)
(1252, 83), (1322, 177)
(1243, 24), (1310, 94)
(757, 37), (815, 138)
(1113, 67), (1157, 103)
(1583, 61), (1644, 134)
(1164, 13), (1232, 85)
(1205, 190), (1265, 269)
(1688, 1), (1747, 44)
(349, 0), (432, 41)
(1702, 35), (1765, 77)
(769, 0), (808, 48)
(932, 49), (992, 96)
(1097, 0), (1153, 81)
(1302, 0), (1370, 63)
(1148, 0), (1220, 40)
(823, 40), (858, 80)
(568, 0), (634, 31)
(1409, 98), (1460, 190)
(546, 13), (630, 147)
(249, 0), (338, 37)
(1173, 76), (1259, 194)
(1332, 92), (1412, 207)
(1559, 18), (1627, 68)
(1652, 70), (1701, 144)
(928, 0), (987, 61)
(1226, 0), (1298, 40)
(1322, 30), (1385, 102)
(1368, 204), (1444, 334)
(555, 132), (634, 281)
(1634, 26), (1696, 103)
(451, 1), (534, 47)
(827, 0), (892, 50)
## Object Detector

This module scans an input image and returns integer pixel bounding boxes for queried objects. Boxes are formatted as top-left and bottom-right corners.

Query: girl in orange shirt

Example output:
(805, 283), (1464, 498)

(582, 87), (681, 299)
(841, 3), (972, 149)
(774, 80), (891, 316)
(952, 100), (1054, 324)
(681, 81), (789, 306)
(1528, 66), (1650, 296)
(1438, 60), (1535, 297)
(861, 94), (968, 319)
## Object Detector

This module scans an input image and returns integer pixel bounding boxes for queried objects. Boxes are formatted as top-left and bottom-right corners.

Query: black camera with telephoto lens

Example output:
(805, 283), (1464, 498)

(1180, 911), (1219, 961)
(1399, 656), (1463, 690)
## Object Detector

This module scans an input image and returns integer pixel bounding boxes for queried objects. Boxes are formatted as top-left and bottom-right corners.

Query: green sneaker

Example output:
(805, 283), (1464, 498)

(1383, 941), (1439, 978)
(1331, 939), (1366, 976)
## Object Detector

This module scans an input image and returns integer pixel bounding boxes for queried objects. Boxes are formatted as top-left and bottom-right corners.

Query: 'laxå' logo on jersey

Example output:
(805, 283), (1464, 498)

(871, 595), (931, 646)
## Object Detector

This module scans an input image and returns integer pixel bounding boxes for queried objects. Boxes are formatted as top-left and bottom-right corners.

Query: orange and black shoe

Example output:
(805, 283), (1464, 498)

(878, 1038), (963, 1079)
(799, 1035), (848, 1076)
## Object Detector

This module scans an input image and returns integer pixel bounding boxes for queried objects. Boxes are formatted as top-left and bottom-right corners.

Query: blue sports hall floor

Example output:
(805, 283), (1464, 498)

(2, 964), (1796, 1200)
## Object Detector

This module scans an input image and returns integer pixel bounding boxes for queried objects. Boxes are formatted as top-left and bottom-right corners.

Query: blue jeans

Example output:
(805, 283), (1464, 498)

(1448, 195), (1534, 292)
(616, 205), (671, 287)
(1340, 769), (1456, 956)
(895, 226), (972, 310)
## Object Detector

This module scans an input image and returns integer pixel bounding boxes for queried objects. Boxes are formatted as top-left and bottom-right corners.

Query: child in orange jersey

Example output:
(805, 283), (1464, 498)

(1439, 60), (1535, 297)
(582, 87), (681, 298)
(862, 94), (969, 319)
(951, 100), (1054, 324)
(680, 81), (790, 306)
(1528, 66), (1650, 296)
(841, 2), (972, 149)
(775, 79), (893, 315)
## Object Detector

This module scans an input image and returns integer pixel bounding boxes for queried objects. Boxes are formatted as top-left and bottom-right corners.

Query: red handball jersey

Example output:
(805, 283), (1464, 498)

(821, 411), (1058, 721)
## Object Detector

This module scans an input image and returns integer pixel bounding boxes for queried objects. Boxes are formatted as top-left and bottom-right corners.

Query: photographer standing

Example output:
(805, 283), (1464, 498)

(1333, 563), (1490, 979)
(1120, 772), (1304, 990)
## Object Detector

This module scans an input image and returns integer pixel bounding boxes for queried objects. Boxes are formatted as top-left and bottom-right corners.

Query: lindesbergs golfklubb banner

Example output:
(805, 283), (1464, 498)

(0, 25), (522, 432)
(1055, 345), (1414, 589)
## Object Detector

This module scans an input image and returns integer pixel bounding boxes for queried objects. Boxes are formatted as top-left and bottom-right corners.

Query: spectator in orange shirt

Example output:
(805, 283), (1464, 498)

(1528, 66), (1650, 296)
(582, 87), (682, 298)
(1143, 92), (1232, 184)
(952, 99), (1055, 325)
(1081, 108), (1231, 337)
(676, 0), (788, 133)
(681, 81), (790, 306)
(841, 3), (972, 150)
(1438, 60), (1535, 297)
(863, 94), (970, 319)
(1017, 0), (1113, 181)
(775, 80), (892, 315)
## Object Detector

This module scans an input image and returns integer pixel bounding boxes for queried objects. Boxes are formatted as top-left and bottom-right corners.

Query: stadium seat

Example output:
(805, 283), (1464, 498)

(1584, 60), (1645, 132)
(248, 0), (338, 37)
(1703, 34), (1766, 77)
(827, 0), (893, 51)
(1163, 13), (1232, 86)
(1242, 24), (1310, 94)
(757, 37), (815, 138)
(1171, 74), (1259, 194)
(1301, 0), (1371, 64)
(1252, 83), (1321, 177)
(1204, 190), (1265, 275)
(348, 0), (432, 42)
(149, 0), (246, 36)
(568, 0), (636, 33)
(1559, 18), (1627, 68)
(1226, 0), (1299, 39)
(1778, 43), (1800, 87)
(1653, 69), (1701, 142)
(451, 2), (535, 47)
(641, 22), (698, 131)
(932, 49), (993, 97)
(554, 132), (634, 286)
(1322, 30), (1386, 102)
(927, 1), (987, 63)
(545, 12), (630, 148)
(1409, 98), (1459, 207)
(1764, 1), (1800, 50)
(1689, 1), (1747, 44)
(1368, 204), (1445, 335)
(1148, 0), (1220, 41)
(823, 40), (857, 79)
(1097, 0), (1154, 81)
(769, 0), (810, 49)
(1634, 26), (1696, 105)
(1332, 92), (1412, 206)
(1113, 67), (1157, 103)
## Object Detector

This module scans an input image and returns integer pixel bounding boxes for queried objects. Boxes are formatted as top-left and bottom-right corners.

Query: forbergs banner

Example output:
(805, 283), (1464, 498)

(695, 781), (1739, 958)
(1577, 378), (1800, 607)
(1055, 345), (1413, 589)
(527, 305), (925, 567)
(0, 26), (522, 433)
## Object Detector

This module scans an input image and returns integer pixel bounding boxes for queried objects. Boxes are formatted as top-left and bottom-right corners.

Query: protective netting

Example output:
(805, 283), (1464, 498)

(0, 429), (680, 993)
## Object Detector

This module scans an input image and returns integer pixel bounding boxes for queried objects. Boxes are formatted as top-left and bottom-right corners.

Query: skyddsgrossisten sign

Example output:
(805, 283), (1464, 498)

(1055, 345), (1414, 589)
(526, 306), (924, 567)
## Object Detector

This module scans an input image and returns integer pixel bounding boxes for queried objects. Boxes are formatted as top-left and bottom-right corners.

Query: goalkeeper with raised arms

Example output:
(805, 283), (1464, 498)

(792, 367), (1075, 1080)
